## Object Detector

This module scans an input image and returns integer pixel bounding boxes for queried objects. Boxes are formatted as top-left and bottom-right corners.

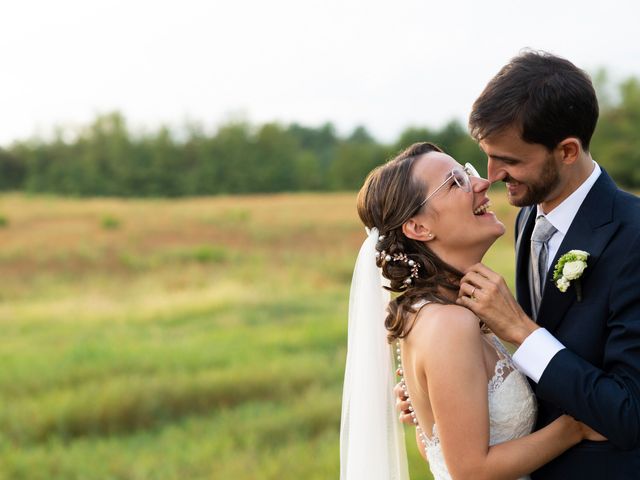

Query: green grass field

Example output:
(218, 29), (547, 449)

(0, 191), (519, 480)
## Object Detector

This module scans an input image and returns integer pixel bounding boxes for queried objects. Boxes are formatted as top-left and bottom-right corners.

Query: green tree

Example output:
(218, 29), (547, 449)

(212, 122), (257, 194)
(0, 147), (26, 190)
(253, 123), (298, 192)
(328, 126), (390, 190)
(592, 77), (640, 188)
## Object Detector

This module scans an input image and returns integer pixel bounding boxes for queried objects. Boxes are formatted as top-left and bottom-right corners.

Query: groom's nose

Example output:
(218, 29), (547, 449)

(487, 158), (507, 184)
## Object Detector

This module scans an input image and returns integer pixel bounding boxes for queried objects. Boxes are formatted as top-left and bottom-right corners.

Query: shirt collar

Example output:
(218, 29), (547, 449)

(536, 161), (601, 235)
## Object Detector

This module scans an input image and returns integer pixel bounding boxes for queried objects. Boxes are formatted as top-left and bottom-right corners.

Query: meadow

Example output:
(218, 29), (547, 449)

(0, 191), (518, 480)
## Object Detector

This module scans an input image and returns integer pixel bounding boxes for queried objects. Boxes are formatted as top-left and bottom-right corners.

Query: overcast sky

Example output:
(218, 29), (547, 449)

(2, 0), (639, 145)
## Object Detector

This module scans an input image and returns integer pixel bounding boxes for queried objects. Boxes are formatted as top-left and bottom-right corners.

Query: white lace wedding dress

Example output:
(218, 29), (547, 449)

(399, 302), (538, 480)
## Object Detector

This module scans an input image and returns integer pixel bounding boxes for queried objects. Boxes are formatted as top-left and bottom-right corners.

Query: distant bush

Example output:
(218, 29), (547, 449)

(0, 214), (8, 227)
(171, 245), (229, 264)
(119, 245), (229, 271)
(222, 209), (251, 222)
(101, 215), (121, 230)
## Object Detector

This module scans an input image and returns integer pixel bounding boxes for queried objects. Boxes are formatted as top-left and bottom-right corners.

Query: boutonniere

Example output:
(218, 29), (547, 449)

(552, 249), (590, 302)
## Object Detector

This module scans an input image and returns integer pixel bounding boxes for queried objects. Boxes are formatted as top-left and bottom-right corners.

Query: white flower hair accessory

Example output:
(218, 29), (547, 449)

(552, 249), (589, 301)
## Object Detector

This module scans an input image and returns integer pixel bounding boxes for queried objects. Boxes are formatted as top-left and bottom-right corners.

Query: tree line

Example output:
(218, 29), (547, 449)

(1, 75), (638, 196)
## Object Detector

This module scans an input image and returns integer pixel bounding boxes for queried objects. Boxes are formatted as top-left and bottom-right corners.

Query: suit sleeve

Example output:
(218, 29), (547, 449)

(536, 233), (640, 450)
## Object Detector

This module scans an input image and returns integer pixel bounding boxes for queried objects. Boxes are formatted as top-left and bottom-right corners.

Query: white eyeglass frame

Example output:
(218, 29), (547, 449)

(417, 162), (480, 209)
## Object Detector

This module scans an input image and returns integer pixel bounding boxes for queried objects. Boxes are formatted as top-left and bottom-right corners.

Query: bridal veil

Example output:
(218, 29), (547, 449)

(340, 227), (410, 480)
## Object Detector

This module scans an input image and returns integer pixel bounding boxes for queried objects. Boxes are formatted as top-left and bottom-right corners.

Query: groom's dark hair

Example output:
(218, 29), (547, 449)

(469, 49), (599, 151)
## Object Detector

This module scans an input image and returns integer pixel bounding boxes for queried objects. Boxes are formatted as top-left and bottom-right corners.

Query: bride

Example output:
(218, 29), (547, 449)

(340, 142), (604, 480)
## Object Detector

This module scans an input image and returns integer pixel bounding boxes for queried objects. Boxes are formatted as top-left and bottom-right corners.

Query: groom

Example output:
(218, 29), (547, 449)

(455, 51), (640, 478)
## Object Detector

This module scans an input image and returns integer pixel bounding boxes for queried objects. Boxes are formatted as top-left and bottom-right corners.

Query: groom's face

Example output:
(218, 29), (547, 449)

(479, 127), (562, 207)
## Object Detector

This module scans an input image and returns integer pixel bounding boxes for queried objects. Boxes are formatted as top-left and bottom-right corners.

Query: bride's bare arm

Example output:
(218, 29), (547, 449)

(418, 305), (585, 480)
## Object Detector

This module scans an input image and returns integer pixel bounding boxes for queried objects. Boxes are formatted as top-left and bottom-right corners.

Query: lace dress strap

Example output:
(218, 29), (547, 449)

(412, 298), (430, 310)
(483, 334), (516, 395)
(483, 333), (508, 358)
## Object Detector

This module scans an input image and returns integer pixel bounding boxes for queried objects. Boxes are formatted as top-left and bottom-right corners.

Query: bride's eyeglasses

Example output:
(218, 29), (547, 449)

(417, 163), (481, 209)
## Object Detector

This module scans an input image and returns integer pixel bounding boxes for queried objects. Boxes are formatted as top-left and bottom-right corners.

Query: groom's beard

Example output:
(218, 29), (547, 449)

(506, 154), (561, 207)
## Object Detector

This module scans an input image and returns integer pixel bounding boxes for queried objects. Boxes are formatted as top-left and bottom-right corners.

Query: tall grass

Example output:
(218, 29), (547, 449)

(0, 191), (519, 479)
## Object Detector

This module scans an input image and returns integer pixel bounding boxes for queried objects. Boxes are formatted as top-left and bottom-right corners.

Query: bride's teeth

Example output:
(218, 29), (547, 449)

(474, 202), (491, 215)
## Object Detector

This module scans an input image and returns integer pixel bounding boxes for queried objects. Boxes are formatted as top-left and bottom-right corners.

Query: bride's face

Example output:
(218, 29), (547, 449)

(410, 152), (505, 256)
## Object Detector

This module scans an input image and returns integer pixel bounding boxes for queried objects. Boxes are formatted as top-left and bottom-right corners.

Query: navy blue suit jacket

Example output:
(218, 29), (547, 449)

(514, 170), (640, 479)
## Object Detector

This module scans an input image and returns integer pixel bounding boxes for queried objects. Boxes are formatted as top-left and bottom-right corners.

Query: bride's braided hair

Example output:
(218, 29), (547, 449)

(357, 142), (464, 342)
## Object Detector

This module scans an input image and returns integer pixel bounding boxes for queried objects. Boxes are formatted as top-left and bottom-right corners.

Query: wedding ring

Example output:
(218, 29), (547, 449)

(470, 286), (476, 300)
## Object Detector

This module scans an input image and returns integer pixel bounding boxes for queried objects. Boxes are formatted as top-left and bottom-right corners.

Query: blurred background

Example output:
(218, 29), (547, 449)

(1, 1), (639, 479)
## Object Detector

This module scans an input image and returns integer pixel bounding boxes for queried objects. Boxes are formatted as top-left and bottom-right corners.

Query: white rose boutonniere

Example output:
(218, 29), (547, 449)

(552, 249), (590, 301)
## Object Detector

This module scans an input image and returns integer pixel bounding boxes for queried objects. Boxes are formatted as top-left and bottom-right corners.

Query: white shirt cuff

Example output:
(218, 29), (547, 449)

(512, 328), (565, 383)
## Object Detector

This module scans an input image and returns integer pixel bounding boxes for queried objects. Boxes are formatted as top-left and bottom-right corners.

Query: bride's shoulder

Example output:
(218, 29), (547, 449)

(411, 303), (482, 351)
(414, 303), (479, 330)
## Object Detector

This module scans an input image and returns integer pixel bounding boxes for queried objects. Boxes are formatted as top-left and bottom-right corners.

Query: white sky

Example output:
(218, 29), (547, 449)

(1, 0), (639, 145)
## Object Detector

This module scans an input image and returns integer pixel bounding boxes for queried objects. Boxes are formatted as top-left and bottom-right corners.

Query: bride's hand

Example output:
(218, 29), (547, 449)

(556, 415), (607, 444)
(560, 415), (607, 442)
(578, 421), (607, 442)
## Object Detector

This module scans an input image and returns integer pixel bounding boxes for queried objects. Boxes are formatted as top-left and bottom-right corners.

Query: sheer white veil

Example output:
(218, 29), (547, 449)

(340, 227), (410, 480)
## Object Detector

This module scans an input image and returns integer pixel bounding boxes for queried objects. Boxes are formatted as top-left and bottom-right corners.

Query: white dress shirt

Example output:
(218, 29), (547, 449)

(512, 162), (601, 383)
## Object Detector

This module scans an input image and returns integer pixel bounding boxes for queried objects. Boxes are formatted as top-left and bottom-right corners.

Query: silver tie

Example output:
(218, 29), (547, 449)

(530, 215), (557, 320)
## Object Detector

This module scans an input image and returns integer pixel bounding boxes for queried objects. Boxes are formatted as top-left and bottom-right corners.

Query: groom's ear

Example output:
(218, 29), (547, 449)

(402, 218), (434, 242)
(557, 137), (581, 165)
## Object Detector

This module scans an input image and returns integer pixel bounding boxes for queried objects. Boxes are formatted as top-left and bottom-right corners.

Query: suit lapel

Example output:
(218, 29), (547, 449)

(536, 171), (620, 333)
(515, 206), (536, 317)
